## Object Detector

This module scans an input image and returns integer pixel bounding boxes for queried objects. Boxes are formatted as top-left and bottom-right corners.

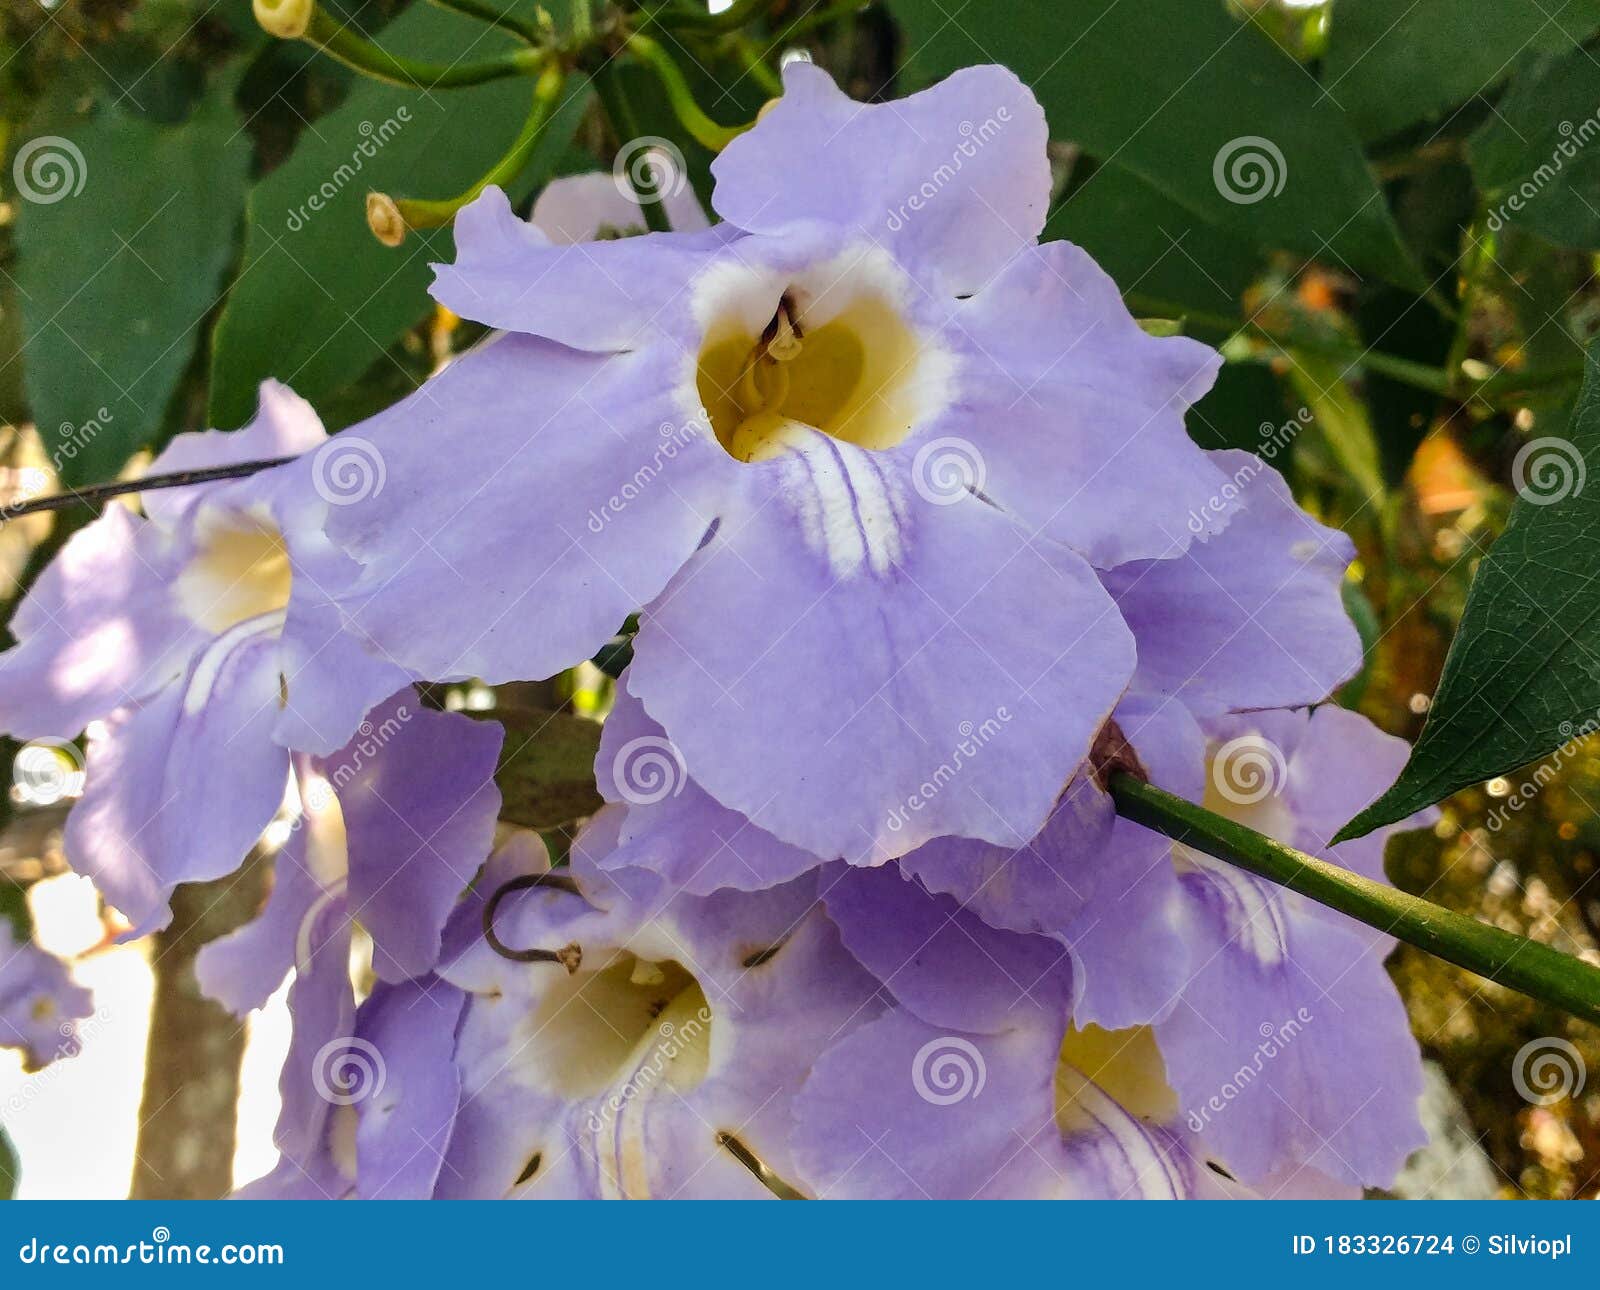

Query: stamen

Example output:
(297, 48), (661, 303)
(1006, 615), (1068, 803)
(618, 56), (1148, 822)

(482, 871), (584, 972)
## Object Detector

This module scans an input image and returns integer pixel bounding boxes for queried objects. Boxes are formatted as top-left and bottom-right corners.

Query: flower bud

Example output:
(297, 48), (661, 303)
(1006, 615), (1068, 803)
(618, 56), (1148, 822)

(365, 192), (406, 248)
(253, 0), (314, 39)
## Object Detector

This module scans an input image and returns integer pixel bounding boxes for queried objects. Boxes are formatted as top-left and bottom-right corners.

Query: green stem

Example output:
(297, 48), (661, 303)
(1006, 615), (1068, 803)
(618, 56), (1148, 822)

(624, 30), (747, 151)
(385, 60), (566, 233)
(1109, 773), (1600, 1027)
(423, 0), (545, 45)
(304, 8), (545, 88)
(593, 66), (672, 232)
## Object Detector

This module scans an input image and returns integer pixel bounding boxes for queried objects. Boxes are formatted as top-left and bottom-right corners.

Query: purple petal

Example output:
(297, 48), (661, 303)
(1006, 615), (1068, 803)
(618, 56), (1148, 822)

(354, 977), (466, 1200)
(712, 63), (1050, 296)
(629, 451), (1135, 863)
(0, 507), (198, 739)
(823, 864), (1070, 1033)
(1103, 452), (1360, 714)
(932, 240), (1228, 568)
(64, 637), (288, 933)
(595, 685), (820, 894)
(329, 333), (729, 684)
(0, 925), (92, 1071)
(334, 694), (502, 983)
(431, 186), (736, 348)
(1158, 885), (1426, 1189)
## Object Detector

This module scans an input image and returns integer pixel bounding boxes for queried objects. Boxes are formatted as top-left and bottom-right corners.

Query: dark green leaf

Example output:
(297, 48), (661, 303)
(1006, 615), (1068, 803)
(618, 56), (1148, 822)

(208, 6), (587, 427)
(1469, 46), (1600, 249)
(1322, 0), (1600, 143)
(483, 709), (603, 831)
(1340, 339), (1600, 839)
(16, 88), (250, 483)
(889, 0), (1423, 291)
(1049, 162), (1261, 321)
(1185, 361), (1296, 455)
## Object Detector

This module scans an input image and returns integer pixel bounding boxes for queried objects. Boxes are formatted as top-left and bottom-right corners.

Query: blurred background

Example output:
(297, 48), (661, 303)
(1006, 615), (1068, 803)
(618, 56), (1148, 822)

(3, 0), (1600, 1198)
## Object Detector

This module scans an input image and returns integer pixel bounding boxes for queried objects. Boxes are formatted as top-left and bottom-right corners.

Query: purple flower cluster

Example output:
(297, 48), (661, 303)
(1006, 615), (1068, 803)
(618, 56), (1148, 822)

(0, 62), (1434, 1198)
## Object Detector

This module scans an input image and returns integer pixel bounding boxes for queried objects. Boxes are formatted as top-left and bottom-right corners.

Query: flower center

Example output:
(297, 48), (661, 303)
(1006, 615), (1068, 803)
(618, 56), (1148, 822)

(177, 511), (293, 634)
(695, 256), (938, 463)
(1054, 1023), (1178, 1136)
(524, 953), (712, 1100)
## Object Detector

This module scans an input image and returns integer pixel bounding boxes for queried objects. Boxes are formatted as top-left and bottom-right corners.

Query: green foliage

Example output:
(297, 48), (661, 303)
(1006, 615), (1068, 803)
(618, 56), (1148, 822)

(15, 86), (250, 482)
(1469, 45), (1600, 248)
(1342, 341), (1600, 838)
(484, 709), (604, 831)
(208, 5), (587, 428)
(1322, 0), (1600, 143)
(890, 0), (1422, 291)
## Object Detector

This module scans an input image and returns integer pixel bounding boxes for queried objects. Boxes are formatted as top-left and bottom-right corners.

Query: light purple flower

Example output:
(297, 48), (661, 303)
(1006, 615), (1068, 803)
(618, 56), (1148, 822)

(0, 383), (411, 933)
(0, 923), (92, 1072)
(328, 61), (1242, 866)
(227, 696), (500, 1197)
(418, 813), (883, 1198)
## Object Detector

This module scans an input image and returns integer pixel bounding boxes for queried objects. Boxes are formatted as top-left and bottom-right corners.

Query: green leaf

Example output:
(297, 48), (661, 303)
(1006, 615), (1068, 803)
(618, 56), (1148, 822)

(483, 709), (603, 831)
(208, 6), (587, 428)
(15, 88), (250, 483)
(1185, 361), (1297, 456)
(0, 1125), (15, 1200)
(1340, 339), (1600, 839)
(889, 0), (1423, 291)
(1049, 162), (1262, 321)
(1469, 45), (1600, 249)
(1322, 0), (1600, 143)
